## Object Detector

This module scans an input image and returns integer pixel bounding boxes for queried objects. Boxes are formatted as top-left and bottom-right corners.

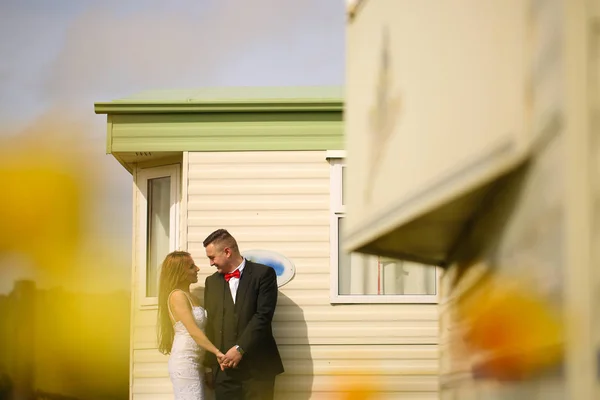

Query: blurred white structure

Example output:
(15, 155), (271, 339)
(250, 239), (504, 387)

(344, 0), (598, 399)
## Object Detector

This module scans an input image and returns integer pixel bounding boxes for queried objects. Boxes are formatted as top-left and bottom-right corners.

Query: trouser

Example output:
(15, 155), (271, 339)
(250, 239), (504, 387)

(214, 368), (275, 400)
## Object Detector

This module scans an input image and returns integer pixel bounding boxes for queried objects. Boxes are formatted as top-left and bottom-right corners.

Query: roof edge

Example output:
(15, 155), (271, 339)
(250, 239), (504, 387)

(94, 99), (344, 115)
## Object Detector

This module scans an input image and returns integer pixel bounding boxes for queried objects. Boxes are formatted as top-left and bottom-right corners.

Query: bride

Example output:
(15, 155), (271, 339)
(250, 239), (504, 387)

(157, 251), (224, 400)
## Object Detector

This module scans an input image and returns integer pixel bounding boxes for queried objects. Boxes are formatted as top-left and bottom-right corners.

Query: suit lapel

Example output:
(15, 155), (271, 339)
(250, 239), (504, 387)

(234, 260), (253, 312)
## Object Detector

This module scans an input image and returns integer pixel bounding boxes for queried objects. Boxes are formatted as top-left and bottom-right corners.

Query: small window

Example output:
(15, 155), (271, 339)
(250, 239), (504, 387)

(137, 165), (180, 304)
(146, 176), (172, 297)
(329, 155), (438, 304)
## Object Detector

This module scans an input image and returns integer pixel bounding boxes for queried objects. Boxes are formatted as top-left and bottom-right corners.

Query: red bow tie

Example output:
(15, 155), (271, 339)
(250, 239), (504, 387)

(224, 269), (241, 282)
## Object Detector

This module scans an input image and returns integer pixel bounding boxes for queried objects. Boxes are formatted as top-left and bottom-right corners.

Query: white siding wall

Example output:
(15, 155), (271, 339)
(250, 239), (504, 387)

(130, 150), (439, 399)
(191, 151), (438, 399)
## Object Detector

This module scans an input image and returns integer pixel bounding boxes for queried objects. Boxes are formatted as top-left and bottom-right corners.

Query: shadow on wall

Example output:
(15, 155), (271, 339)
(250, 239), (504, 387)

(275, 292), (312, 400)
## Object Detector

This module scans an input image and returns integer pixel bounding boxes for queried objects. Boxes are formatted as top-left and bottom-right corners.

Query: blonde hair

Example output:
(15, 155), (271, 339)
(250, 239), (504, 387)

(157, 251), (192, 355)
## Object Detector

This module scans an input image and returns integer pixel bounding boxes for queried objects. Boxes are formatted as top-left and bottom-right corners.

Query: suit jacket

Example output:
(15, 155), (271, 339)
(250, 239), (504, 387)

(203, 260), (284, 378)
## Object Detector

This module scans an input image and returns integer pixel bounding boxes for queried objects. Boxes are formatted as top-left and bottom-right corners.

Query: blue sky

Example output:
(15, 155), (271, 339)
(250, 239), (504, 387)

(0, 0), (345, 293)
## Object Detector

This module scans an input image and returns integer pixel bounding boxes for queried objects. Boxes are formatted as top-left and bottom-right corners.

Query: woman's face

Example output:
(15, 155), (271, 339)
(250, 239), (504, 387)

(185, 257), (200, 284)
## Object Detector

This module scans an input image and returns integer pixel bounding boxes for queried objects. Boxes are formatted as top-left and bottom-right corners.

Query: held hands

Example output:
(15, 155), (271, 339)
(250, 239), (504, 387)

(216, 351), (227, 365)
(218, 346), (243, 370)
(203, 349), (238, 390)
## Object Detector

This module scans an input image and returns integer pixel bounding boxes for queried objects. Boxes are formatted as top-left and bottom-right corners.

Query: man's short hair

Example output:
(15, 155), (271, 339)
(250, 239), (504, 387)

(203, 229), (239, 252)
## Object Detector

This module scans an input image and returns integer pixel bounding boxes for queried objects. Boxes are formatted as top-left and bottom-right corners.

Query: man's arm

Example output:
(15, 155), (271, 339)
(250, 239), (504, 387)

(236, 266), (278, 353)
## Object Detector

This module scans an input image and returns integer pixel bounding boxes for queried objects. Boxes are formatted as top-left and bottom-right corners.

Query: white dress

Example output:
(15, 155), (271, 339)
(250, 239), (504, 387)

(167, 290), (208, 400)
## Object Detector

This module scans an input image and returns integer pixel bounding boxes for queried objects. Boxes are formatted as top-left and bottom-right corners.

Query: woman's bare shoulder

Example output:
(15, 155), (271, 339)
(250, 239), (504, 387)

(169, 290), (189, 305)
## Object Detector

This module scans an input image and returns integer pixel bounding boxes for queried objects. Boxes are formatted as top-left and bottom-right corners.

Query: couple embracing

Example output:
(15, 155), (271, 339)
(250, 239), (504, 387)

(157, 229), (284, 400)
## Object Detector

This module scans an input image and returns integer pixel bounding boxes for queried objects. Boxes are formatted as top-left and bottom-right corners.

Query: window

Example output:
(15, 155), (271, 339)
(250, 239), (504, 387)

(137, 164), (180, 304)
(328, 154), (438, 303)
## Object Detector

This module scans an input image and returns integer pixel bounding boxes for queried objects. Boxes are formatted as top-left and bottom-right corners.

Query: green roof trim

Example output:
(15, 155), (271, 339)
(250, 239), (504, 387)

(95, 86), (343, 114)
(95, 86), (344, 156)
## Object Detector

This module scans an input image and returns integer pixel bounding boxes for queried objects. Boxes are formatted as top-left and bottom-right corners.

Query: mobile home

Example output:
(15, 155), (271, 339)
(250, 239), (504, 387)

(345, 1), (598, 399)
(95, 86), (439, 399)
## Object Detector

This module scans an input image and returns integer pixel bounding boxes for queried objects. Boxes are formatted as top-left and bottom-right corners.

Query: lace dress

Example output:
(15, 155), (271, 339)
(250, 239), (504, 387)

(168, 290), (208, 400)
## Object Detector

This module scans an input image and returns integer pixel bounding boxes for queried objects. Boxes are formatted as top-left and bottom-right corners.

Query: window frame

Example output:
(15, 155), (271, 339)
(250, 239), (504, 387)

(328, 152), (440, 304)
(136, 164), (180, 307)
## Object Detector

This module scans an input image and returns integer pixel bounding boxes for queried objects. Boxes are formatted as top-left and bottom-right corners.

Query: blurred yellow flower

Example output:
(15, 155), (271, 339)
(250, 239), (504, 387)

(342, 387), (377, 400)
(457, 274), (564, 380)
(1, 155), (81, 277)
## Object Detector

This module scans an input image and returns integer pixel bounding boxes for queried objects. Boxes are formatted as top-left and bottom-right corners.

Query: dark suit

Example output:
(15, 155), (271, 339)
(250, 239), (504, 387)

(203, 260), (284, 400)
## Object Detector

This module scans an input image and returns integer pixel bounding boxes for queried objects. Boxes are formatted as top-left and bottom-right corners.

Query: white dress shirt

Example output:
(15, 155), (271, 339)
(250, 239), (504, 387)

(228, 258), (246, 304)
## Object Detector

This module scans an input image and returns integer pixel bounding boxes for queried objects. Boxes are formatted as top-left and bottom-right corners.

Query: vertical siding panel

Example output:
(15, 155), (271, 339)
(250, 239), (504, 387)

(130, 166), (140, 400)
(180, 152), (189, 251)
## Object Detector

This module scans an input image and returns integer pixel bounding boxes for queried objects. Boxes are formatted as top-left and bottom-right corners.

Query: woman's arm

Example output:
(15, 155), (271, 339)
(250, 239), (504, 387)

(169, 291), (223, 358)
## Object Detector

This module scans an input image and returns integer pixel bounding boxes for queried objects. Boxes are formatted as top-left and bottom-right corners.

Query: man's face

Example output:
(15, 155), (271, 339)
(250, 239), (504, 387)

(205, 243), (232, 274)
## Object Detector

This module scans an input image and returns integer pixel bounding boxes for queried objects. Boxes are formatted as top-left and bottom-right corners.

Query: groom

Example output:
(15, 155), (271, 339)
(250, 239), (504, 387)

(202, 229), (284, 400)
